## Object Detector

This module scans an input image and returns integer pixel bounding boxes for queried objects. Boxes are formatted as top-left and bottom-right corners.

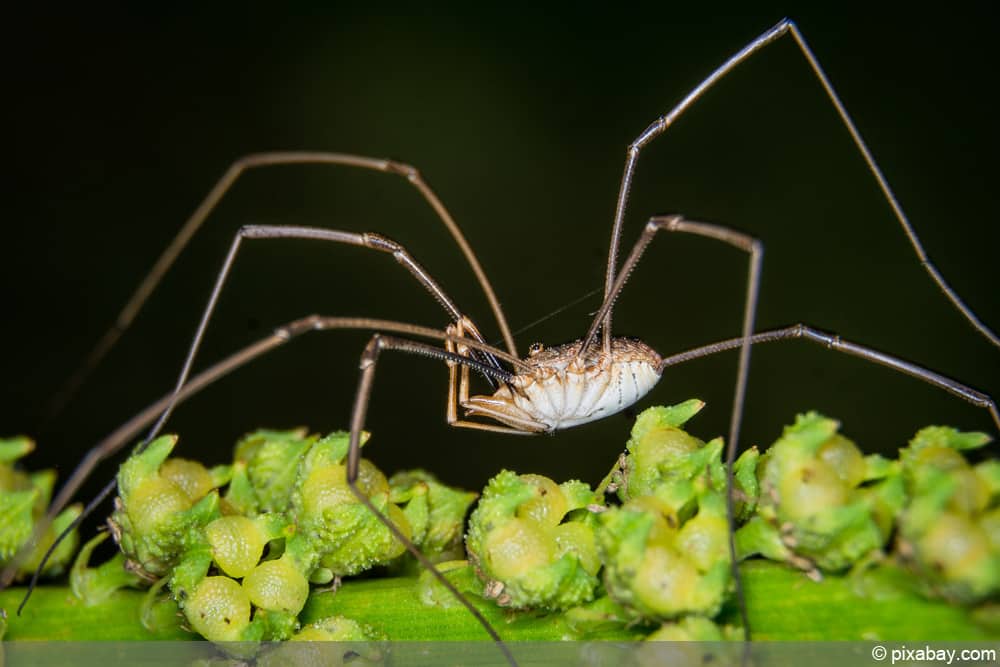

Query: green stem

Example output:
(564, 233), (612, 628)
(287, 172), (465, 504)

(1, 561), (993, 641)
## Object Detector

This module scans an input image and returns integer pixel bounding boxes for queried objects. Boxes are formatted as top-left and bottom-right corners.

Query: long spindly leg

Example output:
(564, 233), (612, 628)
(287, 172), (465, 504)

(346, 333), (519, 666)
(600, 18), (998, 352)
(658, 323), (1000, 434)
(49, 151), (518, 419)
(581, 214), (762, 637)
(8, 316), (522, 594)
(141, 222), (510, 450)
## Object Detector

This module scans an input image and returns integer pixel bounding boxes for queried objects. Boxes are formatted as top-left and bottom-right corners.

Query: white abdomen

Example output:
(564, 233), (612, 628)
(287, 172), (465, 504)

(463, 338), (663, 433)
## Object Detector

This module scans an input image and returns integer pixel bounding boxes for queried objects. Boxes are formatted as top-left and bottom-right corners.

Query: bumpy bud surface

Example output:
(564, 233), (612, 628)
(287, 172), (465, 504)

(741, 412), (902, 572)
(898, 426), (999, 604)
(110, 435), (227, 578)
(185, 575), (253, 642)
(466, 470), (601, 610)
(0, 436), (81, 579)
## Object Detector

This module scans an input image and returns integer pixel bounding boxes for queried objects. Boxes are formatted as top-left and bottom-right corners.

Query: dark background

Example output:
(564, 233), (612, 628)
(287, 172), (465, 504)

(3, 6), (998, 537)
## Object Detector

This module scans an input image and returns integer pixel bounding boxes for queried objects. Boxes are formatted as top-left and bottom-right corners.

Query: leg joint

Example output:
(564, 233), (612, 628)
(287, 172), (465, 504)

(384, 159), (419, 181)
(362, 232), (401, 254)
(361, 334), (383, 368)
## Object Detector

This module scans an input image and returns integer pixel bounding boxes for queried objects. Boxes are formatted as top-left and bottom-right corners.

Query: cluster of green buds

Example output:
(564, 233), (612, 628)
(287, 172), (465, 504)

(103, 428), (475, 646)
(465, 471), (602, 610)
(896, 426), (999, 604)
(62, 400), (995, 647)
(463, 400), (757, 630)
(0, 436), (81, 580)
(597, 400), (757, 622)
(737, 412), (904, 573)
(465, 401), (998, 635)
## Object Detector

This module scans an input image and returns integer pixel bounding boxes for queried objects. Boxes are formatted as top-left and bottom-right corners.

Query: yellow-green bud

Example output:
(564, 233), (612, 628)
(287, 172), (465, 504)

(185, 576), (252, 642)
(817, 434), (866, 489)
(481, 518), (555, 580)
(159, 458), (215, 502)
(243, 557), (310, 614)
(516, 474), (568, 527)
(129, 477), (192, 537)
(206, 516), (267, 579)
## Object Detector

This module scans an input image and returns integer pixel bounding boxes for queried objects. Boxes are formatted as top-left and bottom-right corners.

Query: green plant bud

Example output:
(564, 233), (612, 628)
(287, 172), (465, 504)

(390, 470), (477, 565)
(599, 493), (731, 621)
(676, 500), (729, 573)
(243, 556), (310, 614)
(0, 437), (82, 579)
(907, 448), (992, 516)
(755, 412), (897, 572)
(285, 431), (414, 577)
(299, 464), (356, 520)
(0, 488), (37, 562)
(206, 516), (268, 579)
(130, 477), (194, 537)
(920, 513), (990, 578)
(112, 437), (194, 574)
(297, 458), (386, 525)
(634, 544), (700, 613)
(908, 511), (1000, 604)
(356, 459), (390, 498)
(317, 502), (412, 576)
(618, 403), (707, 502)
(159, 458), (217, 502)
(466, 470), (601, 610)
(516, 474), (568, 526)
(481, 517), (555, 580)
(236, 429), (316, 513)
(951, 468), (991, 515)
(555, 521), (601, 576)
(908, 445), (967, 474)
(184, 575), (253, 642)
(777, 460), (848, 522)
(607, 403), (759, 524)
(896, 424), (999, 604)
(818, 434), (866, 489)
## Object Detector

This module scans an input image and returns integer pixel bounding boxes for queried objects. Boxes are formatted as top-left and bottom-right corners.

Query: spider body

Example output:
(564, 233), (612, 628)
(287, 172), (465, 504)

(465, 338), (663, 433)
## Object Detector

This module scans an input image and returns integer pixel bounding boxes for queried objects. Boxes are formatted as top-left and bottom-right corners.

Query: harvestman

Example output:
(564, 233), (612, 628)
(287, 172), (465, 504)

(8, 18), (999, 663)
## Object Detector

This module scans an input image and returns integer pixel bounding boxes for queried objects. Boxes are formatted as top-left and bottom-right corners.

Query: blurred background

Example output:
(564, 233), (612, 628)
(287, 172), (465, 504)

(3, 6), (997, 538)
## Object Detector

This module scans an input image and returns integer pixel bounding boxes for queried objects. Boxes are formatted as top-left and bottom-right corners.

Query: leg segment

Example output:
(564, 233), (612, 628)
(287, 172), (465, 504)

(346, 333), (521, 665)
(50, 152), (517, 419)
(582, 214), (762, 637)
(658, 324), (1000, 433)
(600, 19), (997, 351)
(7, 316), (520, 594)
(143, 223), (507, 449)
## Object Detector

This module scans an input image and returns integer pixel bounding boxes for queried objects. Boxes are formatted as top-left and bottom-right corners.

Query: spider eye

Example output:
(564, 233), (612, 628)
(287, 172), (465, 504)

(528, 343), (544, 356)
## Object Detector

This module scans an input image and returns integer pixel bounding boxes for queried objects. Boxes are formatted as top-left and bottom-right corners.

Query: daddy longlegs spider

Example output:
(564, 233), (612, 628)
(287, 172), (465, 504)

(5, 18), (998, 664)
